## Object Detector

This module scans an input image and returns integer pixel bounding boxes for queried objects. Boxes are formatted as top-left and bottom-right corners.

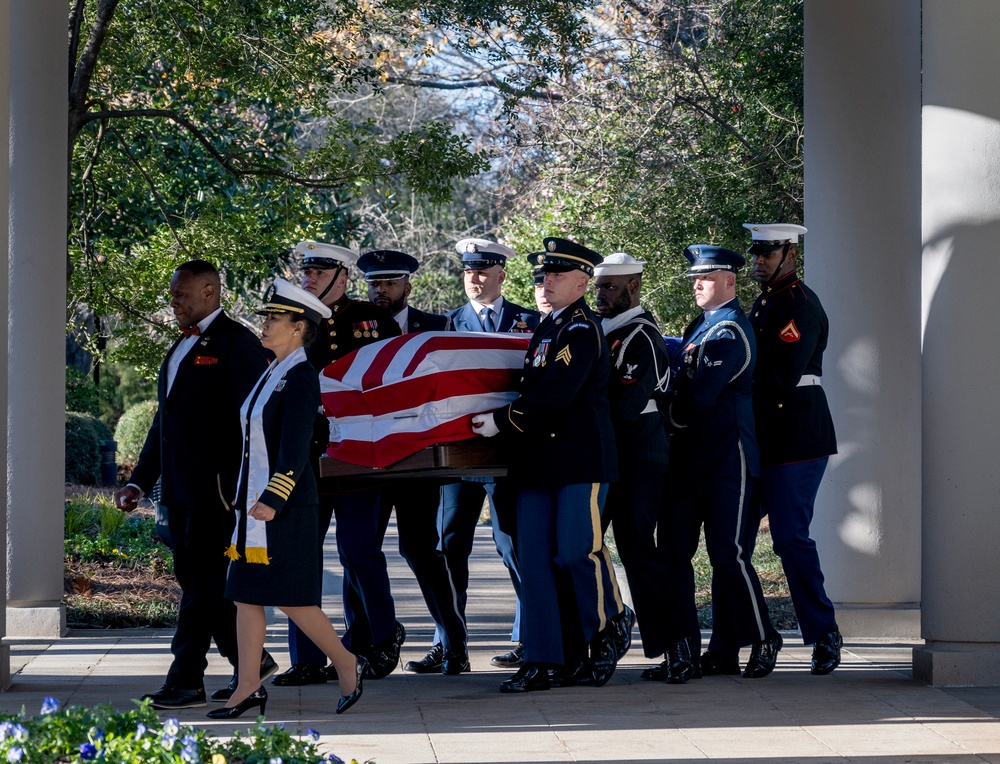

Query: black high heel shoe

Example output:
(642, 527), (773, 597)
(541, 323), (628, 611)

(336, 656), (367, 715)
(206, 685), (267, 719)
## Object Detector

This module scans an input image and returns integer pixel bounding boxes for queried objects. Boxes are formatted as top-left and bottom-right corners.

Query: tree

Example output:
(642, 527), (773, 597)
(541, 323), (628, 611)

(68, 0), (553, 370)
(383, 0), (804, 332)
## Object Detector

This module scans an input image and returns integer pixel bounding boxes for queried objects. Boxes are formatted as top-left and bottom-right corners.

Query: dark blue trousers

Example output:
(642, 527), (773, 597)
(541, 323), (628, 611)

(760, 457), (838, 644)
(516, 483), (623, 667)
(385, 481), (467, 653)
(438, 479), (523, 643)
(290, 488), (396, 663)
(667, 442), (772, 659)
(605, 462), (686, 658)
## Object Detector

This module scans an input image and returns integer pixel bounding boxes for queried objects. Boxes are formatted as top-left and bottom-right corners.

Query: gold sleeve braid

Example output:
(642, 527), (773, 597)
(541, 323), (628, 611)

(265, 472), (296, 500)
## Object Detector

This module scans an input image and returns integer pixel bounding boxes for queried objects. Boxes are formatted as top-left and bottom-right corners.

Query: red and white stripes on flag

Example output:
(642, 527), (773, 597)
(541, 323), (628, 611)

(320, 331), (530, 468)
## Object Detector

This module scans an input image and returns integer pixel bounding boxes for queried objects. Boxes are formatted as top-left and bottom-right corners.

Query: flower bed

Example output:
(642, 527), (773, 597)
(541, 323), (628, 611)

(0, 698), (368, 764)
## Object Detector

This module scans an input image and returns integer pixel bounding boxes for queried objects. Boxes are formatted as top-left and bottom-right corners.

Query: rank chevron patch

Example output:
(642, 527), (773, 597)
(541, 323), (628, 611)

(779, 320), (801, 342)
(555, 345), (573, 365)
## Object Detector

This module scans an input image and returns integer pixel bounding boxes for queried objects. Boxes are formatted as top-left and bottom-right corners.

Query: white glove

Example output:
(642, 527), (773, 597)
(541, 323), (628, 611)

(471, 413), (499, 438)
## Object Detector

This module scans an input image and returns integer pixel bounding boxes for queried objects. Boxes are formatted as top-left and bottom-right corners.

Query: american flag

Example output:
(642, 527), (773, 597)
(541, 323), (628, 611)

(320, 332), (530, 468)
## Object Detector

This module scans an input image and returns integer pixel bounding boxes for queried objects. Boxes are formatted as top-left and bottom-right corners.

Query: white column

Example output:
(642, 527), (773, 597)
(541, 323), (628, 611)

(913, 0), (1000, 686)
(6, 0), (67, 637)
(0, 0), (11, 685)
(803, 1), (922, 638)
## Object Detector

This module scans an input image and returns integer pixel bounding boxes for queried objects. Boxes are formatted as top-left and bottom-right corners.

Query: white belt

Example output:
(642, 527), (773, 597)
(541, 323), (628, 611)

(797, 374), (822, 387)
(641, 400), (659, 414)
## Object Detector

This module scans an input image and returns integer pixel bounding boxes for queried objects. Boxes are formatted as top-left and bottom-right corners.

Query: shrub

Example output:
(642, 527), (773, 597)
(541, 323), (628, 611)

(66, 413), (113, 485)
(66, 367), (99, 416)
(114, 400), (157, 472)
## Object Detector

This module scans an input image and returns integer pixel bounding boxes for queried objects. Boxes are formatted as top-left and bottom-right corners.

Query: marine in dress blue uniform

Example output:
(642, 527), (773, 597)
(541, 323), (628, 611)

(275, 242), (404, 687)
(356, 250), (471, 674)
(592, 253), (688, 681)
(441, 238), (538, 670)
(665, 244), (782, 680)
(745, 223), (841, 675)
(473, 238), (626, 693)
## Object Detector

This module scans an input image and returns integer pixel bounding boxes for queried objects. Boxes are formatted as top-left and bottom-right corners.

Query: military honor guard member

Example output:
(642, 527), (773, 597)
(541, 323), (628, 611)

(592, 253), (688, 681)
(665, 244), (782, 680)
(360, 249), (451, 332)
(745, 223), (841, 674)
(280, 241), (404, 686)
(356, 249), (470, 675)
(441, 238), (539, 670)
(115, 260), (272, 709)
(471, 237), (628, 692)
(209, 279), (365, 719)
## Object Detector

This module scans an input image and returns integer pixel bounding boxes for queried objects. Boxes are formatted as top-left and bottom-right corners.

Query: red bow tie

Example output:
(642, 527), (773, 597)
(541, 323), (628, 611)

(180, 324), (201, 338)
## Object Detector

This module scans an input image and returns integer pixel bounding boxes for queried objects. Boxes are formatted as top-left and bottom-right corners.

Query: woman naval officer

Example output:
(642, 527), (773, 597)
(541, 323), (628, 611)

(208, 278), (365, 719)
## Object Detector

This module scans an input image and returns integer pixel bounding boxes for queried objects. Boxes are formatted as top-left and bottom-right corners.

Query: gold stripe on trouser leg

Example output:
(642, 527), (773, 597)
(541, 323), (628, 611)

(587, 483), (624, 632)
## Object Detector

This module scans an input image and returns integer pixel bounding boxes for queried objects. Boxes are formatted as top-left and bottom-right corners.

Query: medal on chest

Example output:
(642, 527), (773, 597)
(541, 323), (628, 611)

(533, 339), (552, 367)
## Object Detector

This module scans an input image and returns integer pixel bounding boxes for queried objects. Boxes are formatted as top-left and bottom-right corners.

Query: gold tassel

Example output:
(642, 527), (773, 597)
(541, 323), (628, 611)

(224, 543), (240, 561)
(245, 547), (271, 565)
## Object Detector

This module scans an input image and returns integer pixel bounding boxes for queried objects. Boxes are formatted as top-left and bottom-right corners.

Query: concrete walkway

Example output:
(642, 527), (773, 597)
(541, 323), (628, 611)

(4, 520), (1000, 763)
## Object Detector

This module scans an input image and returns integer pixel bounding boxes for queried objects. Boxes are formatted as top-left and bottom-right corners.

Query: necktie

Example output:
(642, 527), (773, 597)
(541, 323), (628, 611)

(180, 324), (200, 338)
(480, 307), (496, 333)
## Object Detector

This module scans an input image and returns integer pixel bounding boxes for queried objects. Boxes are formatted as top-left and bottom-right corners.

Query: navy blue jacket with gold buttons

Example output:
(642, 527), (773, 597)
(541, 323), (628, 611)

(749, 272), (837, 465)
(306, 294), (402, 371)
(494, 296), (618, 486)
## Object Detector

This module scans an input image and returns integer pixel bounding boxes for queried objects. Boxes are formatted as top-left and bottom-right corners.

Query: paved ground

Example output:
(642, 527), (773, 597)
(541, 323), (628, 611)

(4, 520), (1000, 763)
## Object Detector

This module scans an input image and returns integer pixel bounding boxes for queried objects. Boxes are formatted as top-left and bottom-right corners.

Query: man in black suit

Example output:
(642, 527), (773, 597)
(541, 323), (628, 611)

(115, 260), (271, 709)
(441, 238), (539, 670)
(356, 250), (470, 673)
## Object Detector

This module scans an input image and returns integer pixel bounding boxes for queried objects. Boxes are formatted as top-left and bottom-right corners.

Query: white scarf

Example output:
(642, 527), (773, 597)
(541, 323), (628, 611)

(226, 346), (309, 565)
(600, 305), (645, 335)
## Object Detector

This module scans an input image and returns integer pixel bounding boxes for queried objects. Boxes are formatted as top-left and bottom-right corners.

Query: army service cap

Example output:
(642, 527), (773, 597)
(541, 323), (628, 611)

(537, 237), (603, 276)
(257, 277), (333, 324)
(295, 241), (358, 270)
(683, 244), (745, 276)
(743, 223), (807, 254)
(357, 250), (420, 282)
(593, 252), (645, 277)
(456, 238), (515, 269)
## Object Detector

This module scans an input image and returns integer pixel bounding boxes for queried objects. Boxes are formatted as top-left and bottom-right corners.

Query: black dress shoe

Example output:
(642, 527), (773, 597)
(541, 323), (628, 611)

(612, 605), (636, 660)
(811, 630), (843, 675)
(442, 651), (470, 675)
(365, 620), (406, 679)
(549, 661), (593, 688)
(640, 638), (700, 683)
(744, 632), (783, 679)
(404, 643), (444, 674)
(500, 663), (550, 693)
(212, 651), (281, 701)
(699, 650), (741, 676)
(206, 686), (266, 719)
(141, 685), (206, 710)
(336, 657), (367, 715)
(590, 629), (618, 687)
(271, 663), (328, 687)
(490, 643), (524, 668)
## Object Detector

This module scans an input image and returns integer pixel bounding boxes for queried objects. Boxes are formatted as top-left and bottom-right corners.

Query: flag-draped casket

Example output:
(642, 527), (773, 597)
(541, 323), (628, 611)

(320, 332), (530, 469)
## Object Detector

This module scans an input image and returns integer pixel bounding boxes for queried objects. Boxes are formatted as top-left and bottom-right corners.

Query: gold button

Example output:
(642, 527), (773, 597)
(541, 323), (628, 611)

(777, 404), (783, 409)
(245, 452), (249, 457)
(331, 331), (336, 337)
(524, 358), (529, 364)
(331, 343), (338, 350)
(762, 299), (767, 305)
(550, 433), (555, 437)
